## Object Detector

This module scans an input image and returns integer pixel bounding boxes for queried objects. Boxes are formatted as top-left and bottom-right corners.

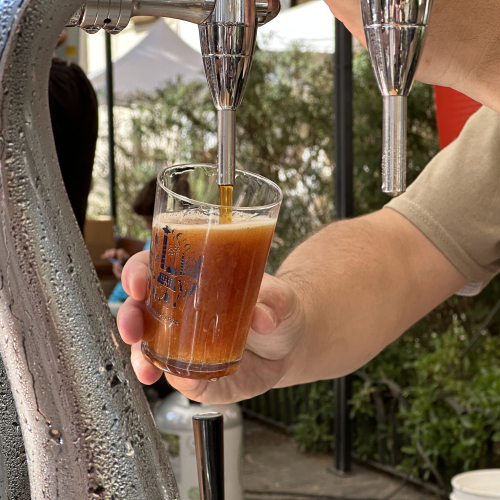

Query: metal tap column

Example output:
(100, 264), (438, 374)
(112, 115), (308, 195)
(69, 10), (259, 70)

(361, 0), (432, 196)
(0, 0), (179, 497)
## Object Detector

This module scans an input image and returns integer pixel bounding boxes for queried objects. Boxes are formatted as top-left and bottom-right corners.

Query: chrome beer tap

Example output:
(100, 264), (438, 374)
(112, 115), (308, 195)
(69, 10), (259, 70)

(361, 0), (432, 196)
(70, 0), (281, 187)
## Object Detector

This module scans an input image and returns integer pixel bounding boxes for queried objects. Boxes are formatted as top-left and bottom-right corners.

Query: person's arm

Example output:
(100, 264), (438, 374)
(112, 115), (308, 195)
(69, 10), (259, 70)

(117, 208), (467, 403)
(101, 248), (130, 279)
(274, 208), (467, 387)
(324, 0), (500, 114)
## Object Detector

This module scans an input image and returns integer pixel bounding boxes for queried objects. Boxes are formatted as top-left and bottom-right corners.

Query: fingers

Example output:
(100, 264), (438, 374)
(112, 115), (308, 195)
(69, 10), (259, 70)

(163, 374), (206, 397)
(117, 268), (297, 402)
(252, 303), (277, 336)
(116, 297), (145, 345)
(164, 350), (285, 404)
(117, 250), (162, 386)
(101, 248), (118, 260)
(130, 342), (163, 385)
(121, 250), (149, 300)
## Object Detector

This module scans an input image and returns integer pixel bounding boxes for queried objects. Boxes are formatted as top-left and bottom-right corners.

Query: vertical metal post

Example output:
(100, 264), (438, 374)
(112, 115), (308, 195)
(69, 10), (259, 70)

(333, 18), (353, 474)
(334, 19), (353, 219)
(105, 32), (117, 222)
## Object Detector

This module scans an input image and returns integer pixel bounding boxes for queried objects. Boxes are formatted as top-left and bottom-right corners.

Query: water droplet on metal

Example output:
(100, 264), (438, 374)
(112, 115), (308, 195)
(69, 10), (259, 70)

(49, 428), (63, 445)
(126, 440), (134, 457)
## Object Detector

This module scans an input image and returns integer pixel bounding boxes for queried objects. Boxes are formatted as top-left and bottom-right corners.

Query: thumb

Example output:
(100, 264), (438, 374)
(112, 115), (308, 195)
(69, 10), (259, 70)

(248, 273), (304, 361)
(252, 273), (298, 335)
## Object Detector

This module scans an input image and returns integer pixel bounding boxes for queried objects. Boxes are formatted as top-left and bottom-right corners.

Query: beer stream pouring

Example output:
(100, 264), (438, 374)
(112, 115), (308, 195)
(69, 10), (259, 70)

(361, 0), (432, 196)
(70, 0), (281, 190)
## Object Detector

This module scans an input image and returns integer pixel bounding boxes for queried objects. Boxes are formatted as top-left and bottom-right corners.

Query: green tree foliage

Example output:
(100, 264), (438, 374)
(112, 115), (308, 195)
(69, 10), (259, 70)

(101, 47), (335, 270)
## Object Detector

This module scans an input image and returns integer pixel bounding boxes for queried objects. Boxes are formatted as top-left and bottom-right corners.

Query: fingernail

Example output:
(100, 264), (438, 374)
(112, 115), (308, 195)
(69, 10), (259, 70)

(256, 302), (278, 329)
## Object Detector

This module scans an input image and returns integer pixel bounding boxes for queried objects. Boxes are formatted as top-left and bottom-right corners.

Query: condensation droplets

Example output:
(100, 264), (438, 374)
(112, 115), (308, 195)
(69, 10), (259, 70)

(49, 428), (63, 445)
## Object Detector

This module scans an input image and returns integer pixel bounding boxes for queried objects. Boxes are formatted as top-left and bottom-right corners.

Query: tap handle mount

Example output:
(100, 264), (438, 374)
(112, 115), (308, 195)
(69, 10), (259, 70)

(69, 0), (281, 187)
(361, 0), (432, 196)
(69, 0), (280, 34)
(193, 412), (225, 500)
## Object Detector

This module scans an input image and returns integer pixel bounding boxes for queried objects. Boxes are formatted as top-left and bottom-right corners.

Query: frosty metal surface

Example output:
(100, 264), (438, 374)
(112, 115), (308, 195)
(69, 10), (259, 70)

(0, 0), (179, 497)
(361, 0), (432, 195)
(0, 359), (30, 499)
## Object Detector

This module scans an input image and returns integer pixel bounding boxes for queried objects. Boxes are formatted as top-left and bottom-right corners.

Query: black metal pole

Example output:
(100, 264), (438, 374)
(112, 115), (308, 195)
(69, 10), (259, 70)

(334, 19), (353, 219)
(105, 31), (117, 222)
(333, 18), (353, 475)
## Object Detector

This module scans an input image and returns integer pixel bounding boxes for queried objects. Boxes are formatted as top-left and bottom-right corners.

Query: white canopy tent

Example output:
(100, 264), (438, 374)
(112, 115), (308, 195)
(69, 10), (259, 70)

(89, 19), (205, 102)
(89, 2), (335, 101)
(257, 0), (334, 53)
(177, 0), (335, 54)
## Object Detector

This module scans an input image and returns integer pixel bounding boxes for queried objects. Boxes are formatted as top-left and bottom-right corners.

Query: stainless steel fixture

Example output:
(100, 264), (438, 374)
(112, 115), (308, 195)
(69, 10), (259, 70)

(361, 0), (433, 195)
(70, 0), (281, 187)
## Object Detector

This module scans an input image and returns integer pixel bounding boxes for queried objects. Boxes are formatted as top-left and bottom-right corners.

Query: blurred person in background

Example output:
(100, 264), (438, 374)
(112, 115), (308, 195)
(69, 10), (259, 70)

(50, 31), (98, 233)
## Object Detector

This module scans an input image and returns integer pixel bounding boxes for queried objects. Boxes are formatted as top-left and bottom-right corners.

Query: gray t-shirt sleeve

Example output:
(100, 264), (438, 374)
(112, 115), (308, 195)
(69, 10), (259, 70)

(386, 105), (500, 296)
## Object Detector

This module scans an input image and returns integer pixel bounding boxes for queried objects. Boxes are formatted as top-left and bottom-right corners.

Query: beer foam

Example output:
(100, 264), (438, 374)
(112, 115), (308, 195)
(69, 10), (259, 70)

(153, 212), (275, 230)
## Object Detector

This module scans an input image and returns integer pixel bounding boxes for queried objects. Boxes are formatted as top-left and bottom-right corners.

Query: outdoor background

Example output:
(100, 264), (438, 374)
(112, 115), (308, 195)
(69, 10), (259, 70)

(87, 45), (500, 491)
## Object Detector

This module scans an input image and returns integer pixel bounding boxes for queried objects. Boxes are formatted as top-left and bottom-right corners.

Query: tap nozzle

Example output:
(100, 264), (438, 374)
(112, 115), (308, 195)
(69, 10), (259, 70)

(200, 0), (280, 187)
(382, 96), (407, 196)
(361, 0), (432, 196)
(217, 110), (236, 186)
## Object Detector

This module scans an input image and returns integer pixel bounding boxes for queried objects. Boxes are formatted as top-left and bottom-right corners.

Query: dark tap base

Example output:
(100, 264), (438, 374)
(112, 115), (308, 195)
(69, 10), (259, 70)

(142, 345), (240, 380)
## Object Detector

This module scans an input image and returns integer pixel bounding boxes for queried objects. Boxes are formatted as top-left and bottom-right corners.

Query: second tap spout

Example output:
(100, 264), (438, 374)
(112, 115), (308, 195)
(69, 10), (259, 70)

(361, 0), (433, 196)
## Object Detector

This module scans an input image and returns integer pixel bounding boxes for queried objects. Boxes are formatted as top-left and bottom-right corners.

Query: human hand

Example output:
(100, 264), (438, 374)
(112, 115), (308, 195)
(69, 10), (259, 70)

(116, 251), (305, 404)
(101, 248), (130, 279)
(324, 0), (500, 113)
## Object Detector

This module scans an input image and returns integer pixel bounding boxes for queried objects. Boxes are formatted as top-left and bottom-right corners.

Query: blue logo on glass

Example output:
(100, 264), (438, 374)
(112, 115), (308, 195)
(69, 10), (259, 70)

(149, 225), (200, 309)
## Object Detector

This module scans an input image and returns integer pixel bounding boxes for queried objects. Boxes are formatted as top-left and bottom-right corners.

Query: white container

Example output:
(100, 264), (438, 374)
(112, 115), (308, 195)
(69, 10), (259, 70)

(451, 470), (500, 500)
(154, 391), (244, 500)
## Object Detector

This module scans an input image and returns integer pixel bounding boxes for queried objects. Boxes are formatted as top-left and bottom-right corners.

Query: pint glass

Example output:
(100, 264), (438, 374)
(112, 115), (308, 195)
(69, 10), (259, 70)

(142, 164), (282, 380)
